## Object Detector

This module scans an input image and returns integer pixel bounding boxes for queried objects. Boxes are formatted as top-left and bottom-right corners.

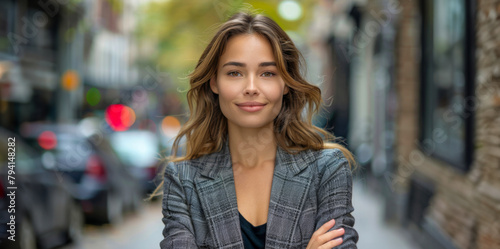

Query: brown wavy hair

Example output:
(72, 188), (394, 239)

(148, 12), (355, 199)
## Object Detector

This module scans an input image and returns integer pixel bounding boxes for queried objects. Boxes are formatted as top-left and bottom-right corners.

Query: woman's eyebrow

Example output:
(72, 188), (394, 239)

(259, 62), (276, 67)
(222, 61), (276, 67)
(222, 61), (245, 67)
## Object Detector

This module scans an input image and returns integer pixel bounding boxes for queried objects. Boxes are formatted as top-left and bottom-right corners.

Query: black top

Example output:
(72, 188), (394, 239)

(239, 212), (266, 249)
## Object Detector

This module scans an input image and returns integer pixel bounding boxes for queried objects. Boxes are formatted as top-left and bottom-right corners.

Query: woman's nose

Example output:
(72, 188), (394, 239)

(244, 76), (258, 95)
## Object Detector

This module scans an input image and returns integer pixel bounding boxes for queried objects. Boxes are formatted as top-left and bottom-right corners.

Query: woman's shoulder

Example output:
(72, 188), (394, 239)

(317, 147), (348, 161)
(163, 151), (222, 177)
(308, 147), (351, 173)
(284, 145), (349, 166)
(162, 156), (202, 177)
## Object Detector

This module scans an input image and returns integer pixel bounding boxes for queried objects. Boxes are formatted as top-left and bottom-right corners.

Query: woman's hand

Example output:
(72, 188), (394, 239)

(306, 219), (345, 249)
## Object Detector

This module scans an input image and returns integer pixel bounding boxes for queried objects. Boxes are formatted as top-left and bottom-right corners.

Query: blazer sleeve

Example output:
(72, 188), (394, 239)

(315, 149), (359, 248)
(160, 162), (198, 249)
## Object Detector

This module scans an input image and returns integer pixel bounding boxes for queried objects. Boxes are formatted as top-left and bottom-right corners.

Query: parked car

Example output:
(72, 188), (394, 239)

(109, 130), (162, 196)
(0, 128), (83, 249)
(19, 123), (143, 225)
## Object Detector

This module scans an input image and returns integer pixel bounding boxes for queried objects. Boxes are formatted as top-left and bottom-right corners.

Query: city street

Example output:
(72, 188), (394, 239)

(1, 1), (496, 248)
(67, 201), (164, 249)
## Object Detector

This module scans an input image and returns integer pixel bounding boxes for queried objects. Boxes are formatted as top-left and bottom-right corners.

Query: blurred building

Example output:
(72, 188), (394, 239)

(0, 0), (170, 135)
(0, 0), (85, 130)
(0, 0), (111, 130)
(307, 0), (360, 146)
(309, 0), (500, 248)
(83, 0), (175, 133)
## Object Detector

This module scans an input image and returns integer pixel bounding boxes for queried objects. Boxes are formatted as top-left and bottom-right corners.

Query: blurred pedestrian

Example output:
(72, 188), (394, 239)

(153, 12), (358, 249)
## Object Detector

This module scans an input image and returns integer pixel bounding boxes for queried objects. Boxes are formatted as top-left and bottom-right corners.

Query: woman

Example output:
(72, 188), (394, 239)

(156, 12), (358, 248)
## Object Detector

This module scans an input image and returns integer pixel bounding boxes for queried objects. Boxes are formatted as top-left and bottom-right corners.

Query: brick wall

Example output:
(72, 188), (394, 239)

(393, 0), (500, 249)
(394, 0), (420, 187)
(471, 0), (500, 248)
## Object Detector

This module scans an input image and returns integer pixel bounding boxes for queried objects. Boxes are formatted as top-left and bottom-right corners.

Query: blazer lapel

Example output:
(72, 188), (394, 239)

(265, 146), (316, 248)
(194, 141), (243, 248)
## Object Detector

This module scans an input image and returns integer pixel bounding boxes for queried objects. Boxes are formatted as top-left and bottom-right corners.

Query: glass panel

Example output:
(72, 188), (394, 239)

(422, 0), (468, 168)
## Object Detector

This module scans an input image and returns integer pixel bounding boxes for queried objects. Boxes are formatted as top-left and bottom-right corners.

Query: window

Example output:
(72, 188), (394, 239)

(420, 0), (475, 171)
(0, 0), (16, 54)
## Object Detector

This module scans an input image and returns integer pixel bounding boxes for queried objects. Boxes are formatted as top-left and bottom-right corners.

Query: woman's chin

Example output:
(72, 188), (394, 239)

(228, 120), (274, 130)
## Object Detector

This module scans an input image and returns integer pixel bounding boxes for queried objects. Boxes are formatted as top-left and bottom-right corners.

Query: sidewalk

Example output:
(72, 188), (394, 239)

(352, 179), (419, 249)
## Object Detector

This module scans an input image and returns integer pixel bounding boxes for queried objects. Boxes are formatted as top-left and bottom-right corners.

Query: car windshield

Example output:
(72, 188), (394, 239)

(110, 131), (159, 168)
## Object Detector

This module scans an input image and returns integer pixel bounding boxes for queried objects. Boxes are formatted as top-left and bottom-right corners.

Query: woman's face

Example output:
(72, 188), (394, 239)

(210, 33), (289, 131)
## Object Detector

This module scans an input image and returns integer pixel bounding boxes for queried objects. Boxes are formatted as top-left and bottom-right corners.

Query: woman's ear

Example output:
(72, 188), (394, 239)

(210, 76), (219, 94)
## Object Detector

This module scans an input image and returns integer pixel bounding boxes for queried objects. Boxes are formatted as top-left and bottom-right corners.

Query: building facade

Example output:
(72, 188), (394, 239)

(393, 0), (500, 248)
(309, 0), (500, 248)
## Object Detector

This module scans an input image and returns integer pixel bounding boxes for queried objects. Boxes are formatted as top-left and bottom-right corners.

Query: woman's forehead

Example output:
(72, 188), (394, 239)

(218, 34), (276, 66)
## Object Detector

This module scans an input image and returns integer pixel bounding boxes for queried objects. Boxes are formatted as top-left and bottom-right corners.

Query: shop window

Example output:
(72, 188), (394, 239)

(419, 0), (475, 171)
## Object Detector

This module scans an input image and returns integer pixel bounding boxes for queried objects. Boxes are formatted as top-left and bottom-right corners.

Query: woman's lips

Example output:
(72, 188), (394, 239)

(236, 103), (266, 112)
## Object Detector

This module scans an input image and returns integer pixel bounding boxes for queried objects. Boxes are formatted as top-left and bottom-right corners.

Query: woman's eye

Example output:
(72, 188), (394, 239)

(261, 72), (276, 77)
(227, 71), (242, 77)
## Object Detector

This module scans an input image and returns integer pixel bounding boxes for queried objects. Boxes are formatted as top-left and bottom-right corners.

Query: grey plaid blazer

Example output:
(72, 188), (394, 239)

(160, 141), (358, 248)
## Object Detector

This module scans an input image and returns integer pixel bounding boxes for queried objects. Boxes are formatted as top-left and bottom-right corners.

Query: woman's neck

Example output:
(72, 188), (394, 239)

(227, 123), (277, 169)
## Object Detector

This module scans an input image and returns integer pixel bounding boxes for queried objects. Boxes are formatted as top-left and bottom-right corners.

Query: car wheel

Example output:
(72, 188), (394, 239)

(106, 193), (123, 225)
(20, 217), (37, 249)
(68, 201), (84, 244)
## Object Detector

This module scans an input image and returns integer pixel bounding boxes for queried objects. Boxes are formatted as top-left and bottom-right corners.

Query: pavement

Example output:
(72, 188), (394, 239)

(352, 179), (420, 249)
(61, 201), (164, 249)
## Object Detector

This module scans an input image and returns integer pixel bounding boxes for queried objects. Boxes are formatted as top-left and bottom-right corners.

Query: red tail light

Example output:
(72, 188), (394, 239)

(86, 155), (107, 182)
